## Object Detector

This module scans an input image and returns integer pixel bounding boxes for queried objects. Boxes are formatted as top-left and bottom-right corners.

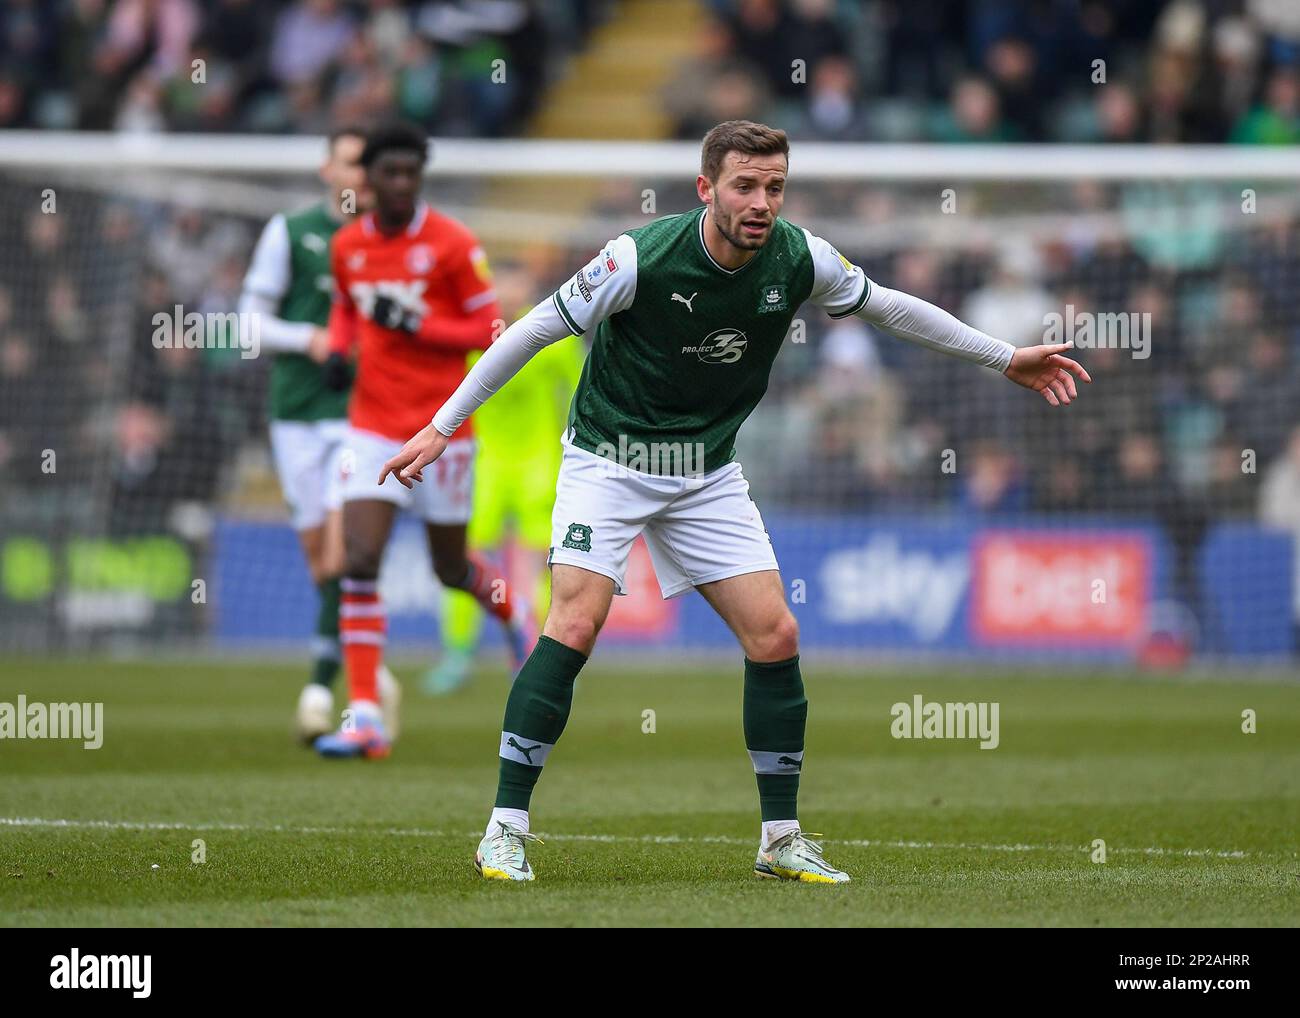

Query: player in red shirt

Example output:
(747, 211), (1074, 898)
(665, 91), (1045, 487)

(315, 122), (536, 759)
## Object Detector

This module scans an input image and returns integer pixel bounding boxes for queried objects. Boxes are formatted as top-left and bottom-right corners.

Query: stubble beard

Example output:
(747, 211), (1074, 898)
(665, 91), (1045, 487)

(714, 206), (769, 252)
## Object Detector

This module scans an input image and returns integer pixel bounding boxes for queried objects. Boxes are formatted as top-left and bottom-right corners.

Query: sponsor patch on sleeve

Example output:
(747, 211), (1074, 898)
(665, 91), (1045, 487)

(582, 248), (618, 288)
(565, 272), (592, 304)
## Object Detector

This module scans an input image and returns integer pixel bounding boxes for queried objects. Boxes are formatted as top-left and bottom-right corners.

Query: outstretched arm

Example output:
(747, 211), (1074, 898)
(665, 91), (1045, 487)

(856, 282), (1016, 370)
(857, 283), (1091, 405)
(803, 229), (1090, 406)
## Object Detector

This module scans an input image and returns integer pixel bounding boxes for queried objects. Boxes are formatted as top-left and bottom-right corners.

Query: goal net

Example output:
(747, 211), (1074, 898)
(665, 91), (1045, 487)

(0, 135), (1295, 667)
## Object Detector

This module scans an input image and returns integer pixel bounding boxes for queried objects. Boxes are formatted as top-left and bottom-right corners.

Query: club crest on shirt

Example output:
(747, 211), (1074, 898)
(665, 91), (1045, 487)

(757, 283), (787, 313)
(405, 243), (435, 274)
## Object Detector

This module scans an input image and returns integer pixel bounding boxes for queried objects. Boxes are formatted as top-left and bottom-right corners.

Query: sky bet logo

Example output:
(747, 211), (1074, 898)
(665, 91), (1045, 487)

(50, 949), (151, 998)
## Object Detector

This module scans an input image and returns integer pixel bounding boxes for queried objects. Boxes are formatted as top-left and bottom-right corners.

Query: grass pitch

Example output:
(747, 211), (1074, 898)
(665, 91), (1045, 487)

(0, 658), (1296, 927)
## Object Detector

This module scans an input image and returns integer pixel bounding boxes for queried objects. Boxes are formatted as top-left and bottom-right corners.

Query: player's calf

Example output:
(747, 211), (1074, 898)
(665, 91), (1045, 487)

(339, 576), (386, 707)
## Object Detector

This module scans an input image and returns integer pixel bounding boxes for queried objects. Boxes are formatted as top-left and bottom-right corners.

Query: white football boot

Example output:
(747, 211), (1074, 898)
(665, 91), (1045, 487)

(754, 830), (851, 883)
(475, 822), (543, 882)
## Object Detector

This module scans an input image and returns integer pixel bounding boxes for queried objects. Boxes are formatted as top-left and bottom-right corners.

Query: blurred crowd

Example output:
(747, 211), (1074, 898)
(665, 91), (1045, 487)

(0, 188), (262, 535)
(6, 1), (1300, 145)
(0, 0), (603, 136)
(674, 0), (1300, 143)
(3, 174), (1299, 542)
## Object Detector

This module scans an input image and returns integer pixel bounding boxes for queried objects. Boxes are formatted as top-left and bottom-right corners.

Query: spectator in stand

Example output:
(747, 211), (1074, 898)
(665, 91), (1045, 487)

(268, 0), (354, 88)
(1094, 82), (1146, 142)
(788, 55), (869, 141)
(931, 76), (1019, 142)
(1229, 330), (1300, 467)
(1231, 67), (1300, 144)
(983, 36), (1045, 140)
(957, 441), (1029, 515)
(962, 240), (1056, 349)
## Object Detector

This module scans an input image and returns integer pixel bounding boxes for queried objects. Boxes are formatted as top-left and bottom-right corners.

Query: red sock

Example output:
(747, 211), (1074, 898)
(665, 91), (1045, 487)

(456, 554), (515, 624)
(340, 578), (384, 703)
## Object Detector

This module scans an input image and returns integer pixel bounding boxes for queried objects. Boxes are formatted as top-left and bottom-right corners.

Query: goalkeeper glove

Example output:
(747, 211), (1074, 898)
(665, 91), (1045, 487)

(370, 295), (422, 334)
(323, 352), (352, 391)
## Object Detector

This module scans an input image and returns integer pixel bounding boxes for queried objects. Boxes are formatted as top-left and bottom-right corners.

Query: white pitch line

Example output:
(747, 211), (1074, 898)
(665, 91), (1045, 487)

(0, 816), (1268, 859)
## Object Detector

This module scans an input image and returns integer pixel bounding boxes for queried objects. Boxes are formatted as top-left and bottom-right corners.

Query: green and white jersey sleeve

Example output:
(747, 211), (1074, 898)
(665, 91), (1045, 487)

(804, 228), (1015, 372)
(239, 213), (316, 353)
(802, 228), (870, 319)
(550, 234), (638, 336)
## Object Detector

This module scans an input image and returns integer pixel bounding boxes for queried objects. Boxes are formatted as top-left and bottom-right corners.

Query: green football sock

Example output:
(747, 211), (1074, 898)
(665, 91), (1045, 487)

(311, 577), (342, 688)
(495, 635), (588, 810)
(744, 655), (807, 822)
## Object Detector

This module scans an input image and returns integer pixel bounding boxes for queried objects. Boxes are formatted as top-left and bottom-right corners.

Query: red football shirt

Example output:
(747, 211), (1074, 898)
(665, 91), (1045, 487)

(329, 202), (500, 441)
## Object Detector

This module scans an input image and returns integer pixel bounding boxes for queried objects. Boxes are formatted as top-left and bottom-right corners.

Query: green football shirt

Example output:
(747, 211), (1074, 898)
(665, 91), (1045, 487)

(243, 202), (351, 422)
(550, 207), (869, 474)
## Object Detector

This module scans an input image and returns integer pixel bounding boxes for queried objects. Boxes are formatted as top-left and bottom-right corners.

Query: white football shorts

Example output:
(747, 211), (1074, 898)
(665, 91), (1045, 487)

(340, 426), (476, 525)
(548, 440), (779, 599)
(269, 418), (349, 531)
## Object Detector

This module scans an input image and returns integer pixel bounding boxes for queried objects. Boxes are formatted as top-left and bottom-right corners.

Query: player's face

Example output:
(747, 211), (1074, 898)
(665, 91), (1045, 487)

(701, 151), (787, 251)
(322, 134), (370, 215)
(368, 150), (424, 223)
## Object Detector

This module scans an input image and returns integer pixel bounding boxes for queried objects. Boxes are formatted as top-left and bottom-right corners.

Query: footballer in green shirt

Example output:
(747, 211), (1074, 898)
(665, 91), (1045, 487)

(239, 127), (398, 743)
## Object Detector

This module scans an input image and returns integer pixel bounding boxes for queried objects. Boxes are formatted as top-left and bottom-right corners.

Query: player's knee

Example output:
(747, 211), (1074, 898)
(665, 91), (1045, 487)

(544, 611), (603, 656)
(343, 543), (382, 581)
(747, 611), (799, 662)
(306, 548), (337, 585)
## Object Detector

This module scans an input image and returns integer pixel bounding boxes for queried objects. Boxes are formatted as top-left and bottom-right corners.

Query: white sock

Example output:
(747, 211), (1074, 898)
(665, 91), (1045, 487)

(486, 807), (529, 837)
(761, 819), (800, 850)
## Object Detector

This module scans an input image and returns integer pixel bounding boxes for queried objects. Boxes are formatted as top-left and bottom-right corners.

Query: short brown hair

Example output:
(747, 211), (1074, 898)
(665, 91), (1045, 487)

(700, 120), (789, 182)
